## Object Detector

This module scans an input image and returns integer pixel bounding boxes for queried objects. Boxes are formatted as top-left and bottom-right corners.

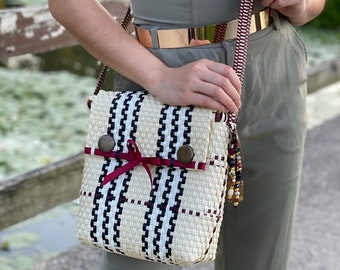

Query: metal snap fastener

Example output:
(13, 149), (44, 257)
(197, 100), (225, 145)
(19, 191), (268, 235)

(177, 145), (194, 164)
(98, 135), (115, 153)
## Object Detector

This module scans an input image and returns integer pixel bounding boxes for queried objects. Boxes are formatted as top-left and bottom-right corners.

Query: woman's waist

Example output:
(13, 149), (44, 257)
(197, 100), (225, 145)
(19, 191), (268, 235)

(131, 0), (264, 29)
(135, 8), (273, 49)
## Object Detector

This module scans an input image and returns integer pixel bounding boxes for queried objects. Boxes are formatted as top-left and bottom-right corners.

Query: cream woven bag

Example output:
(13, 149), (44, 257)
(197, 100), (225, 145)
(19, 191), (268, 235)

(77, 90), (231, 265)
(77, 0), (254, 265)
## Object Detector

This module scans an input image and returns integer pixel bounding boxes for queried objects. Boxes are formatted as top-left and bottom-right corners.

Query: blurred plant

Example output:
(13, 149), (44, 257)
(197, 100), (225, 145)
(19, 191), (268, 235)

(0, 0), (23, 8)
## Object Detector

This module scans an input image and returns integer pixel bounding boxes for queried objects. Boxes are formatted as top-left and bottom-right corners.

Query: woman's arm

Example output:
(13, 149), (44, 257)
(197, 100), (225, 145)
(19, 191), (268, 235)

(48, 0), (241, 113)
(262, 0), (326, 26)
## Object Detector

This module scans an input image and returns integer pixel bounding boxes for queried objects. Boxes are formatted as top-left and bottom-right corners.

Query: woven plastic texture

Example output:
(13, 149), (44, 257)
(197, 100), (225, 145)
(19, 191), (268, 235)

(77, 90), (230, 265)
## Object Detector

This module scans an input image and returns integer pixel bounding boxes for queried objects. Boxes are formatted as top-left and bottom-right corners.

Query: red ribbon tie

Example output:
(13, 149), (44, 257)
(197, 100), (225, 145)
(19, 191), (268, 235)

(101, 139), (154, 187)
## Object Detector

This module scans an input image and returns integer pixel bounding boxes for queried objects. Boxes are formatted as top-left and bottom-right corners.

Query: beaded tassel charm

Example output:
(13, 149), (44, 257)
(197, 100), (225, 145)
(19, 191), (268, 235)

(225, 0), (254, 207)
(226, 112), (244, 207)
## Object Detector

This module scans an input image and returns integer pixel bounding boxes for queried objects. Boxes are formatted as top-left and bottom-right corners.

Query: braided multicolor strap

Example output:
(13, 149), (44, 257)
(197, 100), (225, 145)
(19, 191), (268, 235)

(227, 0), (255, 207)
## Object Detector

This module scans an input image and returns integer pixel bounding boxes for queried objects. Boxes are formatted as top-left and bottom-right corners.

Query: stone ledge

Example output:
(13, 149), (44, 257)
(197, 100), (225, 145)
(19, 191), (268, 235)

(307, 57), (340, 93)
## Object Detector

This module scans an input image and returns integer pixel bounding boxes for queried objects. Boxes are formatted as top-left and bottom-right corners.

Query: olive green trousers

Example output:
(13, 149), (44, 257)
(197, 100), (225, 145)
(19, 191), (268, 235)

(101, 15), (307, 270)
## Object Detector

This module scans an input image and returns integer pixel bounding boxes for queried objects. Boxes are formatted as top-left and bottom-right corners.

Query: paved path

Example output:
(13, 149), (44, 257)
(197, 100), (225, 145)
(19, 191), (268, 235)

(32, 84), (340, 270)
(288, 115), (340, 270)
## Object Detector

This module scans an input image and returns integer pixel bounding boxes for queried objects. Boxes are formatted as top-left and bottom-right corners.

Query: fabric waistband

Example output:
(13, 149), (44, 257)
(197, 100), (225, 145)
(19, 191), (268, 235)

(135, 8), (272, 49)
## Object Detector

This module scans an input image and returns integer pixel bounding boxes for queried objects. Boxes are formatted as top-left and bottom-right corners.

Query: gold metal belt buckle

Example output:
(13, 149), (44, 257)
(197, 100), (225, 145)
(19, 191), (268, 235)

(135, 8), (272, 49)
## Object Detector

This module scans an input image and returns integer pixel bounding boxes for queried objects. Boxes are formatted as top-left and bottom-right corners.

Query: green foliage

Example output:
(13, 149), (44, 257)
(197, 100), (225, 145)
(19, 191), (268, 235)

(307, 0), (340, 28)
(0, 67), (95, 180)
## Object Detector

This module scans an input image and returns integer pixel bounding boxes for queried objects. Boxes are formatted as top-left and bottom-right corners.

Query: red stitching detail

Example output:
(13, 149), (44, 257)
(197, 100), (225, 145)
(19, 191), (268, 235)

(79, 190), (221, 218)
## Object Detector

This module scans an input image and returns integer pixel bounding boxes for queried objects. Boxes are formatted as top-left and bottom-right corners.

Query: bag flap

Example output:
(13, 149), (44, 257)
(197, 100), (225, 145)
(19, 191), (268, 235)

(86, 90), (216, 166)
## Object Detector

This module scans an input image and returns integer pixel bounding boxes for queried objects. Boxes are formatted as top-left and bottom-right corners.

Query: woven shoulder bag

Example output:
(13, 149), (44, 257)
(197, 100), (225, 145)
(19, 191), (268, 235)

(77, 0), (254, 266)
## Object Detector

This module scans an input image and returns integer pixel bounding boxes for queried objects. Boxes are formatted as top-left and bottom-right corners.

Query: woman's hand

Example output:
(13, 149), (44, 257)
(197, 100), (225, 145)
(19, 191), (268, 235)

(261, 0), (325, 26)
(148, 59), (242, 113)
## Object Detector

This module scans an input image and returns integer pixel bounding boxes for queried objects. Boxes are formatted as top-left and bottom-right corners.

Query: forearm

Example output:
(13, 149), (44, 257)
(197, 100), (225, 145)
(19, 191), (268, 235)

(48, 0), (166, 92)
(262, 0), (326, 26)
(287, 0), (326, 26)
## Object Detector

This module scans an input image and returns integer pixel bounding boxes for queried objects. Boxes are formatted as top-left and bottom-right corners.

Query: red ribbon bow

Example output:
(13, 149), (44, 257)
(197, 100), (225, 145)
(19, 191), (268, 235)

(101, 139), (155, 187)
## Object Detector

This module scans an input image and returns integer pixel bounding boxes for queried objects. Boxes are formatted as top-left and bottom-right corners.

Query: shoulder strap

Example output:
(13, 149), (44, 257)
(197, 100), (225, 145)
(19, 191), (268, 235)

(227, 0), (255, 207)
(233, 0), (254, 84)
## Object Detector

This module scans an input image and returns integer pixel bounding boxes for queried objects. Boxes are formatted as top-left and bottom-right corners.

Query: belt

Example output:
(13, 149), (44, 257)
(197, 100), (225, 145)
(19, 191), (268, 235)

(135, 8), (272, 49)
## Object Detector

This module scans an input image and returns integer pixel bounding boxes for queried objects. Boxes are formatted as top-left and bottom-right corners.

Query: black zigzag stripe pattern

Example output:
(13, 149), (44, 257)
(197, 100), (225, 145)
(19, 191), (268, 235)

(102, 92), (134, 254)
(141, 105), (169, 260)
(90, 91), (145, 253)
(89, 92), (121, 248)
(141, 105), (194, 263)
(165, 106), (193, 260)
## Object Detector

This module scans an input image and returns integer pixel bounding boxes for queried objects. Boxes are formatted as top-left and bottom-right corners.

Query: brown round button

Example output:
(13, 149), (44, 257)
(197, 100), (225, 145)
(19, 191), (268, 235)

(177, 145), (195, 164)
(98, 135), (115, 153)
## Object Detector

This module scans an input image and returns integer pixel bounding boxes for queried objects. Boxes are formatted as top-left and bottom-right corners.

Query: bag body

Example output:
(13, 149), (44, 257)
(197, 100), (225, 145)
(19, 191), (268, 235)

(76, 90), (230, 265)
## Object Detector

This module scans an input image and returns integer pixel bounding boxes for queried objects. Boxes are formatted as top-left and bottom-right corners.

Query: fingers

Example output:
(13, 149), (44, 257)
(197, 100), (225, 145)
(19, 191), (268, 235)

(151, 59), (242, 113)
(191, 92), (235, 113)
(195, 81), (240, 112)
(196, 59), (242, 112)
(189, 39), (211, 46)
(204, 59), (241, 94)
